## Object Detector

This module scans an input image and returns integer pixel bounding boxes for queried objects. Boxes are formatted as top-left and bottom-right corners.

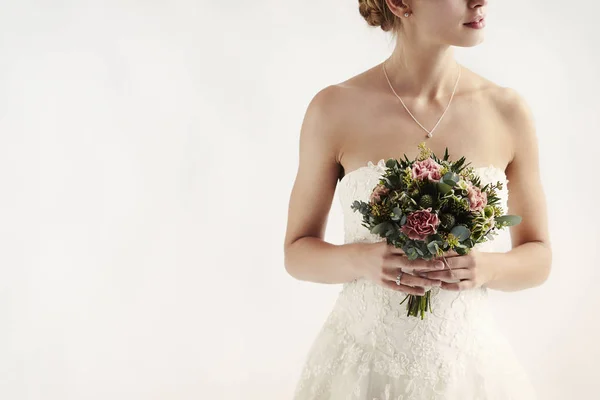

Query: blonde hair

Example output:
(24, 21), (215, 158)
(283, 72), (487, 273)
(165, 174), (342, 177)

(358, 0), (399, 32)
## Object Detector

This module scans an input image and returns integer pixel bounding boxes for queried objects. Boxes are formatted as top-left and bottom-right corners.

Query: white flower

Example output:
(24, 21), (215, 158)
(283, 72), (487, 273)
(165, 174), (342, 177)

(456, 179), (470, 190)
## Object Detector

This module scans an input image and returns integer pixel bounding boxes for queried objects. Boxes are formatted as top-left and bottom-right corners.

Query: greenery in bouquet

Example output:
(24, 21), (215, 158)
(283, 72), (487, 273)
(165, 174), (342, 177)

(350, 142), (522, 319)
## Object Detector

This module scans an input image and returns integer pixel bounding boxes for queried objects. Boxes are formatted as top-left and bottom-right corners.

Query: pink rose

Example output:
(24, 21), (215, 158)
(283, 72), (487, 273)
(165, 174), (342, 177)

(411, 158), (442, 182)
(369, 184), (390, 204)
(400, 207), (440, 241)
(466, 183), (487, 212)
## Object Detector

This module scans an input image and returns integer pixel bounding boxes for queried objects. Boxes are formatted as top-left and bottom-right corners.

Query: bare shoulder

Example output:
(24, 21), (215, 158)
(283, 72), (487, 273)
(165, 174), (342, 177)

(304, 67), (381, 150)
(303, 78), (362, 128)
(493, 86), (536, 166)
(464, 68), (536, 163)
(299, 84), (348, 165)
(283, 70), (380, 251)
(473, 76), (536, 143)
(491, 85), (534, 123)
(282, 84), (352, 249)
(336, 65), (386, 103)
(488, 85), (549, 249)
(304, 83), (351, 125)
(478, 76), (534, 126)
(460, 66), (529, 110)
(311, 63), (380, 103)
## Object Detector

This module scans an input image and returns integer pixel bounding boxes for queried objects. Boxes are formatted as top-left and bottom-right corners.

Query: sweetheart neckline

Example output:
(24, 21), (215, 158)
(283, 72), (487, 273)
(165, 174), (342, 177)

(338, 159), (507, 185)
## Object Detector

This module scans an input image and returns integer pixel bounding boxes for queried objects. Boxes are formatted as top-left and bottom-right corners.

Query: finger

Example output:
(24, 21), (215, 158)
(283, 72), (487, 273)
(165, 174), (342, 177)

(386, 243), (405, 254)
(401, 258), (445, 271)
(405, 274), (442, 288)
(381, 279), (427, 296)
(382, 254), (423, 270)
(412, 266), (448, 273)
(435, 255), (458, 270)
(384, 269), (441, 287)
(441, 280), (475, 291)
(424, 268), (473, 283)
(441, 250), (461, 257)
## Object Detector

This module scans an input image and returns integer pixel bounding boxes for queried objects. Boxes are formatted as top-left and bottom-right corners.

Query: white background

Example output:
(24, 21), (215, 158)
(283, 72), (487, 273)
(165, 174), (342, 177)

(0, 0), (598, 399)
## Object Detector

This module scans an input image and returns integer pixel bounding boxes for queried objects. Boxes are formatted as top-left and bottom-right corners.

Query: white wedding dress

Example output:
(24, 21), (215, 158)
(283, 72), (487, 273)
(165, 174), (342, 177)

(292, 159), (537, 400)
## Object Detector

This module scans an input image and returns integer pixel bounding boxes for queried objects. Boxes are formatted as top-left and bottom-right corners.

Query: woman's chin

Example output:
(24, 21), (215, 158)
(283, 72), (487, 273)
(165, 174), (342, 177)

(454, 36), (486, 48)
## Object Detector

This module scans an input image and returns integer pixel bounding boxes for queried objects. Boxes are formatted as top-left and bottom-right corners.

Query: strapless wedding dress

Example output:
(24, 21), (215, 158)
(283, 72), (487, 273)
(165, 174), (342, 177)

(292, 159), (537, 400)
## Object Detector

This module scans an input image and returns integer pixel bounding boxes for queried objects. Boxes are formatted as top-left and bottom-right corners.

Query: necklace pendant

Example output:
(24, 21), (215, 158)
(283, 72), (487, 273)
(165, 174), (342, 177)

(383, 61), (461, 143)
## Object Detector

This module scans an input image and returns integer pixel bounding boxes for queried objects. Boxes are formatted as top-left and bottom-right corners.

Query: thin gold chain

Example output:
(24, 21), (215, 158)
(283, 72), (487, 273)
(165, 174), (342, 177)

(382, 61), (461, 138)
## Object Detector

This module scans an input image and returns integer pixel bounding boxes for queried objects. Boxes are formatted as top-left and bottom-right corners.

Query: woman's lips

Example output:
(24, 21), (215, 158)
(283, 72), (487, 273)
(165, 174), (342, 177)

(464, 17), (486, 29)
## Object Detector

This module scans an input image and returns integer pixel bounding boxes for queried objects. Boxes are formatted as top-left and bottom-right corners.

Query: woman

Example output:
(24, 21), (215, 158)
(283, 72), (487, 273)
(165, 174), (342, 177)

(284, 0), (552, 398)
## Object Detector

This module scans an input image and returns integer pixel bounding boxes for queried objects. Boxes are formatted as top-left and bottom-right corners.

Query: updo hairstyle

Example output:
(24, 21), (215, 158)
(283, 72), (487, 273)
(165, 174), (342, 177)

(358, 0), (402, 32)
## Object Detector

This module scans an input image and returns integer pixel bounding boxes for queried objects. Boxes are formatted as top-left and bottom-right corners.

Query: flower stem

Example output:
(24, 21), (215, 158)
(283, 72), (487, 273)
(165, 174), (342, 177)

(400, 294), (409, 305)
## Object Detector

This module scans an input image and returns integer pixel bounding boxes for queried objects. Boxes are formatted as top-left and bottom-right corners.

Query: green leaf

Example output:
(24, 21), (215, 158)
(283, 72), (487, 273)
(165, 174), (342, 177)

(386, 175), (400, 187)
(495, 215), (522, 226)
(456, 246), (469, 255)
(385, 159), (397, 169)
(437, 181), (453, 194)
(450, 225), (471, 241)
(427, 241), (439, 254)
(391, 206), (403, 221)
(441, 172), (460, 186)
(400, 215), (407, 225)
(371, 221), (394, 236)
(428, 233), (443, 243)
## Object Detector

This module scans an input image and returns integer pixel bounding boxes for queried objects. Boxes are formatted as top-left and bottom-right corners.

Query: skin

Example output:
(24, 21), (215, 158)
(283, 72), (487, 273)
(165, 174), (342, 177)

(283, 0), (552, 295)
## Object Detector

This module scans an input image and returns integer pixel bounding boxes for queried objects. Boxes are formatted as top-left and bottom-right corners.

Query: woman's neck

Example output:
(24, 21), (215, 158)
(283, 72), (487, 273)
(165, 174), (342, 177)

(384, 45), (459, 101)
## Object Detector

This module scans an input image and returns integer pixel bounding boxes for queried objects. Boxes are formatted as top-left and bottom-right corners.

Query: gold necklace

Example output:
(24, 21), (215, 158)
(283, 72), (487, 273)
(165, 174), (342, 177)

(382, 61), (461, 138)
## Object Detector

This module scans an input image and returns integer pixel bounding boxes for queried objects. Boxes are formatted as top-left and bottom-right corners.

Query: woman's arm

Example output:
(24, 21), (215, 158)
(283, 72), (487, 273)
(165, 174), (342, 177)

(484, 88), (552, 292)
(283, 85), (363, 284)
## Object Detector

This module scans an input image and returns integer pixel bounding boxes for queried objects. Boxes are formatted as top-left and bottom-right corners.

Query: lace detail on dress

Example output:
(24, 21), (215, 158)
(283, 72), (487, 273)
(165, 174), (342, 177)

(292, 160), (537, 400)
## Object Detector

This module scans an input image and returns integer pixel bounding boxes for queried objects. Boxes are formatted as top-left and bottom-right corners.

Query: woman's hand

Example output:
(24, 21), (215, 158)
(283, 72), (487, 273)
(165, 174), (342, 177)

(348, 241), (445, 296)
(424, 248), (494, 291)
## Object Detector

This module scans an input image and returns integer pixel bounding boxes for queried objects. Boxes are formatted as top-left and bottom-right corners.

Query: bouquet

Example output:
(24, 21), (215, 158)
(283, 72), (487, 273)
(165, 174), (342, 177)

(350, 142), (522, 319)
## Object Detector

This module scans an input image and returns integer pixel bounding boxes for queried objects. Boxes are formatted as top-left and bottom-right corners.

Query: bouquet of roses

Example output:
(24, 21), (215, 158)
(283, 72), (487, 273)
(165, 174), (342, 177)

(350, 142), (522, 319)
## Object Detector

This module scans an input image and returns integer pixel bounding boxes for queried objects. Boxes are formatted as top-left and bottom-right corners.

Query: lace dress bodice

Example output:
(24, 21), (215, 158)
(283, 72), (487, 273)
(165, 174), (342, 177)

(293, 159), (537, 400)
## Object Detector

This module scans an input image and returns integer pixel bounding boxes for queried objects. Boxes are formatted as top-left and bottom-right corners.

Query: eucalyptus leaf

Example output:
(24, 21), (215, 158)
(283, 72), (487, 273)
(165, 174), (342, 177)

(371, 221), (394, 236)
(437, 182), (453, 194)
(400, 215), (407, 225)
(450, 225), (471, 241)
(495, 215), (522, 226)
(429, 234), (443, 243)
(385, 159), (397, 169)
(391, 206), (403, 221)
(441, 172), (460, 186)
(427, 241), (439, 254)
(387, 175), (399, 187)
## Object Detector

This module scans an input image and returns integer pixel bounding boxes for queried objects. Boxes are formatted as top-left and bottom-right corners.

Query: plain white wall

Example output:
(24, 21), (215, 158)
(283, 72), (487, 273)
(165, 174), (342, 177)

(0, 0), (598, 399)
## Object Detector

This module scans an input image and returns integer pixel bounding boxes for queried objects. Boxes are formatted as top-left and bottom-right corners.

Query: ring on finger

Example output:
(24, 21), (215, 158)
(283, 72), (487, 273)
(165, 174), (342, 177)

(395, 271), (404, 286)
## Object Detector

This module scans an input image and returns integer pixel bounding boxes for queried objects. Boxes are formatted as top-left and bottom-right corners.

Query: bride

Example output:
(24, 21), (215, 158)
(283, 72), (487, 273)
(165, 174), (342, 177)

(283, 0), (552, 399)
